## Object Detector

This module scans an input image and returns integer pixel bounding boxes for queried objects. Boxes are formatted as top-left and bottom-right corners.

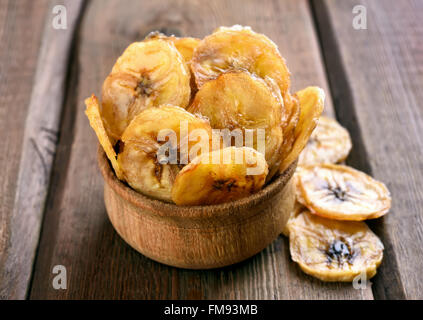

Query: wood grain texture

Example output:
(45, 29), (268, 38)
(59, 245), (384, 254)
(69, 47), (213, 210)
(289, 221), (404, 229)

(312, 0), (423, 299)
(0, 0), (50, 299)
(29, 0), (372, 299)
(0, 0), (85, 299)
(100, 148), (296, 269)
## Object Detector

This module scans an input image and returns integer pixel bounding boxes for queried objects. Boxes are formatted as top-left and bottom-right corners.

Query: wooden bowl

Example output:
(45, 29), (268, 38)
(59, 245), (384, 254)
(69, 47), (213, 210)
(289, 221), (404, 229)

(98, 146), (297, 269)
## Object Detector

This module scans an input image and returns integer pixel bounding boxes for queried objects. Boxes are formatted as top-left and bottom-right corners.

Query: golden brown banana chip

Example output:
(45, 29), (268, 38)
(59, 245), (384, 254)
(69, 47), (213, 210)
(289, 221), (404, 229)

(117, 105), (212, 202)
(279, 87), (325, 173)
(144, 32), (200, 97)
(191, 25), (292, 111)
(299, 116), (352, 165)
(170, 36), (201, 100)
(279, 93), (300, 166)
(84, 95), (124, 180)
(188, 71), (283, 177)
(172, 147), (268, 206)
(288, 211), (384, 282)
(101, 39), (191, 141)
(144, 31), (200, 63)
(280, 188), (304, 237)
(170, 37), (201, 63)
(297, 164), (391, 221)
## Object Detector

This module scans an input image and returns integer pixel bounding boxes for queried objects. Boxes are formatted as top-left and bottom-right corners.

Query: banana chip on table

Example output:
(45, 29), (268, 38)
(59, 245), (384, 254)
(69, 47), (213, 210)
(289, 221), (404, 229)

(281, 198), (305, 237)
(191, 25), (293, 115)
(279, 86), (325, 173)
(296, 164), (391, 221)
(85, 95), (124, 180)
(299, 116), (352, 166)
(172, 147), (268, 206)
(188, 71), (283, 178)
(288, 211), (384, 282)
(101, 39), (191, 141)
(117, 105), (213, 202)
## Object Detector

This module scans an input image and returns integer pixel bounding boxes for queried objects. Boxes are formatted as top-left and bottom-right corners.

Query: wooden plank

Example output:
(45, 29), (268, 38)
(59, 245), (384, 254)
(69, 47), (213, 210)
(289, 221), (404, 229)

(0, 0), (50, 300)
(312, 0), (423, 299)
(0, 0), (85, 299)
(30, 0), (371, 299)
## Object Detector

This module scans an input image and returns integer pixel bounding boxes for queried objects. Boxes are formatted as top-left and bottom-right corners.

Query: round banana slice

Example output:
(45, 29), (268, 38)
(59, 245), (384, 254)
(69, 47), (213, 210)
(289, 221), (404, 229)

(101, 39), (191, 141)
(172, 146), (268, 206)
(279, 93), (300, 167)
(188, 71), (283, 178)
(297, 164), (391, 221)
(299, 116), (352, 166)
(144, 31), (200, 63)
(145, 32), (201, 99)
(85, 94), (124, 180)
(117, 105), (212, 202)
(279, 87), (325, 173)
(191, 25), (292, 111)
(288, 211), (384, 282)
(170, 37), (201, 63)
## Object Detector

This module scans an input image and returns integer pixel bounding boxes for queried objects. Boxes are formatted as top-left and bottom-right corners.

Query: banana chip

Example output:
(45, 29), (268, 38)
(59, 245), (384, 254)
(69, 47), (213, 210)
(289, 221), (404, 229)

(288, 211), (384, 282)
(191, 25), (292, 112)
(145, 32), (201, 100)
(172, 147), (268, 206)
(279, 93), (300, 162)
(279, 87), (325, 173)
(299, 116), (352, 165)
(144, 32), (200, 63)
(297, 164), (391, 221)
(170, 37), (201, 63)
(85, 95), (124, 180)
(101, 39), (191, 141)
(188, 71), (283, 178)
(117, 105), (212, 202)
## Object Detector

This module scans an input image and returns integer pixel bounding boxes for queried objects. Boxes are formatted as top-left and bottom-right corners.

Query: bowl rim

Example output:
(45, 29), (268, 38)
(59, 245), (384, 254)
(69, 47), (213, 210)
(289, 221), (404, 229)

(98, 145), (297, 219)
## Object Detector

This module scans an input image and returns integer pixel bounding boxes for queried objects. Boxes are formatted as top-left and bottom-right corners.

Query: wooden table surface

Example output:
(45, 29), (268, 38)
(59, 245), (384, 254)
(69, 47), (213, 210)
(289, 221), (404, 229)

(1, 0), (422, 300)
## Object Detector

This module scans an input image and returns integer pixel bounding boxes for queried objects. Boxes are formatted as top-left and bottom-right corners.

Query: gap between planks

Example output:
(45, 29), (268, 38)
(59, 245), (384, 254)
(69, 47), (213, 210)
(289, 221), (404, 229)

(310, 0), (410, 299)
(0, 0), (85, 299)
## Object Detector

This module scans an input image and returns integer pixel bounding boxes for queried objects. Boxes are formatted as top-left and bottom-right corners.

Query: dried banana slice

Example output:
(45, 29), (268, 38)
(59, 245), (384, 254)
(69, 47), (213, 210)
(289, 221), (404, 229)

(279, 93), (300, 167)
(172, 147), (268, 206)
(117, 105), (212, 202)
(188, 71), (283, 177)
(144, 31), (200, 63)
(288, 211), (384, 282)
(279, 87), (325, 173)
(170, 36), (201, 99)
(85, 95), (124, 180)
(101, 39), (191, 141)
(280, 192), (305, 237)
(145, 32), (201, 99)
(191, 25), (292, 111)
(297, 164), (391, 221)
(170, 37), (201, 63)
(299, 116), (352, 165)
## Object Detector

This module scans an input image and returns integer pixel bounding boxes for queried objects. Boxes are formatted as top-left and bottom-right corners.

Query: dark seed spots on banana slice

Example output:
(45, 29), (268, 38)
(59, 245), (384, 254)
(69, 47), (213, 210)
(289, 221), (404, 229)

(136, 76), (154, 96)
(325, 239), (357, 268)
(213, 178), (237, 192)
(331, 186), (347, 201)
